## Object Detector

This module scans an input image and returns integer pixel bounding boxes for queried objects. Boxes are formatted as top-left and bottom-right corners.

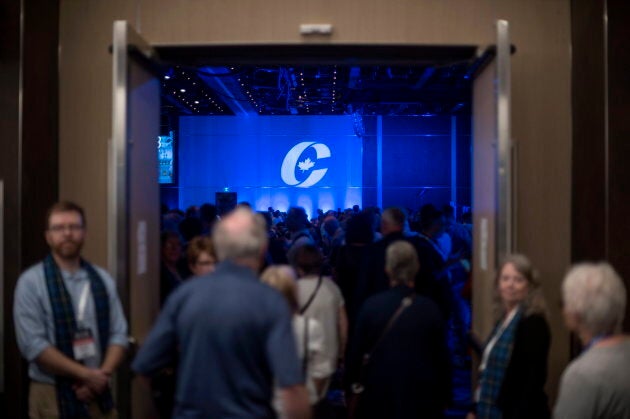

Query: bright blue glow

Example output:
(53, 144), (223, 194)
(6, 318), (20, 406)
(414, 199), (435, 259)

(317, 191), (335, 214)
(157, 131), (174, 184)
(168, 114), (473, 213)
(296, 195), (314, 219)
(271, 192), (290, 213)
(344, 187), (363, 210)
(178, 116), (362, 213)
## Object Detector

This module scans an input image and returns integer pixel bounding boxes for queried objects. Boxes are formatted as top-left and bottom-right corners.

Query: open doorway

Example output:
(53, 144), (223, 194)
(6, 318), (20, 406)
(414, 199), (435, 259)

(113, 22), (510, 418)
(155, 44), (480, 418)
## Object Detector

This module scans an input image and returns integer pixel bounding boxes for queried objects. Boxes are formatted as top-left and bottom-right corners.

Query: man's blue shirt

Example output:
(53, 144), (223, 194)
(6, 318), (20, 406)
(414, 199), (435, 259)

(132, 261), (303, 418)
(13, 262), (129, 384)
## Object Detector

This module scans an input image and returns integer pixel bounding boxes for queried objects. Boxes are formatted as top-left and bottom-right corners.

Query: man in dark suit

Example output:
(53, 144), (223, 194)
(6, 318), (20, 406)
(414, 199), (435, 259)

(346, 240), (451, 418)
(415, 204), (451, 320)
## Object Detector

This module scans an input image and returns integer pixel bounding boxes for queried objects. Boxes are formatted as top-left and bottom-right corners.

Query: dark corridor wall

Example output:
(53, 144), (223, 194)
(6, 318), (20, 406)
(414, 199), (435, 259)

(571, 0), (630, 333)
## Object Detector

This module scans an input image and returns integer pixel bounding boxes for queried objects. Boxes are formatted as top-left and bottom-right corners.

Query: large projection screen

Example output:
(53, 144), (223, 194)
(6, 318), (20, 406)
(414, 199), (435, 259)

(178, 116), (363, 217)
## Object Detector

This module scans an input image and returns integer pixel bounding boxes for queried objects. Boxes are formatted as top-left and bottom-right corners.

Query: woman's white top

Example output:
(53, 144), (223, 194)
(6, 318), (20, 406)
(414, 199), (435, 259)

(273, 315), (333, 417)
(296, 275), (345, 371)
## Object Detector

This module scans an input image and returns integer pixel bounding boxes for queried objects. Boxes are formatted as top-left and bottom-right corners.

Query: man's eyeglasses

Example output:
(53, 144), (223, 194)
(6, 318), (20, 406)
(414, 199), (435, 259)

(48, 224), (84, 233)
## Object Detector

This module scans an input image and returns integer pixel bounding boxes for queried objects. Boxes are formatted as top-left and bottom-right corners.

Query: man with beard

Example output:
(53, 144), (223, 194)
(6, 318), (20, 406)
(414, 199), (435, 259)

(14, 201), (128, 418)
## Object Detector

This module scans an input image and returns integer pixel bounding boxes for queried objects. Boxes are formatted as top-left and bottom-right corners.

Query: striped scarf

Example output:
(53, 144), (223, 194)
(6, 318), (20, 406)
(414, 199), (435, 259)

(476, 307), (522, 419)
(43, 254), (113, 418)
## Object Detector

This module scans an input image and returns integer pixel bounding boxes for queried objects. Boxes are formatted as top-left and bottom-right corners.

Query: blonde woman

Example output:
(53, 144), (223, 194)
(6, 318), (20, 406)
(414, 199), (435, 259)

(261, 265), (333, 414)
(469, 254), (550, 419)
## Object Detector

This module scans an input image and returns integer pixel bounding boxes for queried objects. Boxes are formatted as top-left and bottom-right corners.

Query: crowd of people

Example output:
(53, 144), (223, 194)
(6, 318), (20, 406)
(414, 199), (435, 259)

(11, 200), (630, 419)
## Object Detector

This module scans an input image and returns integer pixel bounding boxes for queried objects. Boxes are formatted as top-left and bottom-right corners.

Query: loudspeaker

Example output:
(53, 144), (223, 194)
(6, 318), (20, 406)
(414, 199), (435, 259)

(215, 192), (237, 216)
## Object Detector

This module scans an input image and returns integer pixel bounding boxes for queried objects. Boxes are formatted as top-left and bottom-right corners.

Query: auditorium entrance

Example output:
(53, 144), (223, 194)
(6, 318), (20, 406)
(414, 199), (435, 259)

(111, 20), (512, 418)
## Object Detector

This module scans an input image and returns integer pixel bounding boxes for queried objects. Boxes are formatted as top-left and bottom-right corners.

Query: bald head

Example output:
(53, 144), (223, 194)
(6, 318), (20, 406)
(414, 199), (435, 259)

(212, 207), (268, 266)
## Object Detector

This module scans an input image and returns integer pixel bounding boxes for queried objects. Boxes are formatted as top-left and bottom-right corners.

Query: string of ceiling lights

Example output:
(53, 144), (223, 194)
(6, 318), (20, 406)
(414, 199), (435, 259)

(162, 66), (228, 115)
(162, 64), (344, 116)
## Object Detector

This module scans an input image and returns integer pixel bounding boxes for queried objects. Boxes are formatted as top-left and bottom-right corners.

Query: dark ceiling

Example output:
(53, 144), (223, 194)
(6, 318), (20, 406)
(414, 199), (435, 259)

(156, 44), (484, 121)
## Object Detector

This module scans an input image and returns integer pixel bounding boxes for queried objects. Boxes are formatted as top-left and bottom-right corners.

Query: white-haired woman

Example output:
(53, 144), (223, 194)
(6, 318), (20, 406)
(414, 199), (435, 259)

(554, 262), (630, 419)
(468, 254), (550, 419)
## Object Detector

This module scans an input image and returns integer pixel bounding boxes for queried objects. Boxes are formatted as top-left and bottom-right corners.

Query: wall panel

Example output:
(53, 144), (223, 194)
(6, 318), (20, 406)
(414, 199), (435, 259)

(3, 0), (60, 416)
(59, 0), (138, 264)
(572, 0), (630, 331)
(607, 0), (630, 330)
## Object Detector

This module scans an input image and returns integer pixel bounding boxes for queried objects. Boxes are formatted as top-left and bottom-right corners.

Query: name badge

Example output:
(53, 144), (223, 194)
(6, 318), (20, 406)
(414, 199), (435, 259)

(73, 327), (97, 361)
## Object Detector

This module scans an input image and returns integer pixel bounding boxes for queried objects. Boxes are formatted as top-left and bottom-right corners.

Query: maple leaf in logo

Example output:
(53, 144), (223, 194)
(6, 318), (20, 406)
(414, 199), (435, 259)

(298, 157), (315, 172)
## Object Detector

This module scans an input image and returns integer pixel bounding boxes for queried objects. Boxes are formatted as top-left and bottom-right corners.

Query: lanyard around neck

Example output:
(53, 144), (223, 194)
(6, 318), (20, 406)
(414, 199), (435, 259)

(77, 282), (91, 324)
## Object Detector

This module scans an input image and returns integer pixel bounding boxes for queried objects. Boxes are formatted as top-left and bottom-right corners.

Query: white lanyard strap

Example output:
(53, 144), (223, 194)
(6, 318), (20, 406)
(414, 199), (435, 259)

(479, 307), (518, 372)
(77, 282), (91, 324)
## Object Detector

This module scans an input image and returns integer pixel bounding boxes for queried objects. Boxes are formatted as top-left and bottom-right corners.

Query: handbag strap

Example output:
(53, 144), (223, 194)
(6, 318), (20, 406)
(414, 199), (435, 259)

(352, 292), (416, 394)
(302, 316), (309, 376)
(299, 273), (323, 314)
(366, 293), (416, 362)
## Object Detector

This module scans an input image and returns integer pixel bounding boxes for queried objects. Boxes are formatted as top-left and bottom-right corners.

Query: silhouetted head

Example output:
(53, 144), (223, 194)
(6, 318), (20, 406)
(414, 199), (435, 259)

(286, 206), (309, 232)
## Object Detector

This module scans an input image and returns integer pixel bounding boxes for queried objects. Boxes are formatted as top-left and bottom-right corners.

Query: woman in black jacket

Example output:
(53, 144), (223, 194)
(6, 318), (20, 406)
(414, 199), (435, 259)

(468, 254), (551, 419)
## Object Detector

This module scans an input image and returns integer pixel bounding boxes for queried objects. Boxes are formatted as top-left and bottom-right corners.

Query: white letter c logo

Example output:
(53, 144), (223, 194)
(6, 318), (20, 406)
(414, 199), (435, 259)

(281, 142), (331, 188)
